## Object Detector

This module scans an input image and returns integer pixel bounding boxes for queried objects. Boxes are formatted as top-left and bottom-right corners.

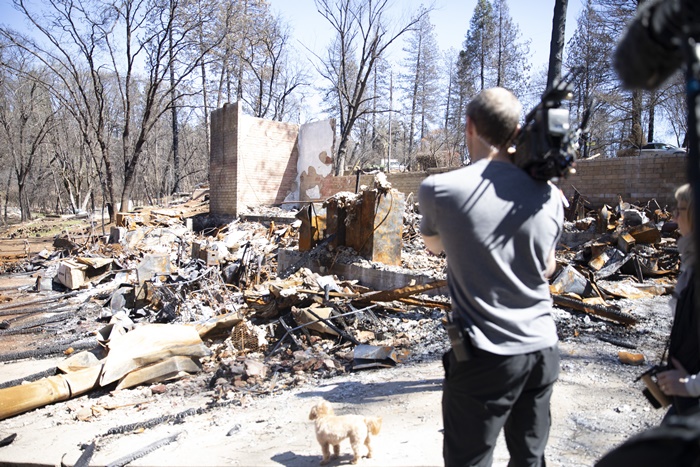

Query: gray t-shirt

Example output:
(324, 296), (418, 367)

(419, 159), (562, 355)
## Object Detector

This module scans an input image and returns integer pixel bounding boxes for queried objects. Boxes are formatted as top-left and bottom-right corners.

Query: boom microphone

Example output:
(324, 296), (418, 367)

(614, 0), (699, 90)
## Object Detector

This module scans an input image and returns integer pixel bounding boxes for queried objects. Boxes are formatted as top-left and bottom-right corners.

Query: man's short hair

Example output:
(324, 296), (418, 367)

(466, 88), (522, 149)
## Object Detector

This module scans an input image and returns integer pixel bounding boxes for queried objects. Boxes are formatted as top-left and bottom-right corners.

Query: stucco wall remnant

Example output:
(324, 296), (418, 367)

(287, 119), (336, 206)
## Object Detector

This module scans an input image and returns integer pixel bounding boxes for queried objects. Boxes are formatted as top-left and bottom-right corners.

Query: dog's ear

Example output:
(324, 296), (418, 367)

(309, 406), (317, 420)
(366, 417), (382, 435)
(317, 401), (333, 416)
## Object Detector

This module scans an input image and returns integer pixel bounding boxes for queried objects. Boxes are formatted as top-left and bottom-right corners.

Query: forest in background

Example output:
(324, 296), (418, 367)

(0, 0), (687, 222)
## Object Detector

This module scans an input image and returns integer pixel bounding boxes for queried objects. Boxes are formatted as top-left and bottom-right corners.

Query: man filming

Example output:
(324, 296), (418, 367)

(419, 87), (564, 467)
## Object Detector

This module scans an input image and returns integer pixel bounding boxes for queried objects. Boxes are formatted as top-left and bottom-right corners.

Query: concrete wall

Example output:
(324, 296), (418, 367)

(210, 102), (299, 216)
(316, 156), (686, 209)
(557, 153), (686, 208)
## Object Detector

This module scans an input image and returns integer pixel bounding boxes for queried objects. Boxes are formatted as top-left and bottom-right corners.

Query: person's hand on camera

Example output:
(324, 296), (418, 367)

(657, 358), (691, 397)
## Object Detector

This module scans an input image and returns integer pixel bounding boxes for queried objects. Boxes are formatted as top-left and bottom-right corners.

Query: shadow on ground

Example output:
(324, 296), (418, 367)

(295, 377), (443, 405)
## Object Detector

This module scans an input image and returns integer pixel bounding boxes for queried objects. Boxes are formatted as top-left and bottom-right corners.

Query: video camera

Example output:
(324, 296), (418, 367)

(511, 72), (586, 181)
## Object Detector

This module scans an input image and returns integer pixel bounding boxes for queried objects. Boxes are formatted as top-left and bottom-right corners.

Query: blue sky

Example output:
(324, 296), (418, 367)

(268, 0), (586, 76)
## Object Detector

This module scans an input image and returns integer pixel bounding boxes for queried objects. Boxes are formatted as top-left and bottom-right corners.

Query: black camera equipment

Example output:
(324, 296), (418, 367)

(444, 313), (472, 362)
(511, 71), (587, 181)
(614, 0), (699, 91)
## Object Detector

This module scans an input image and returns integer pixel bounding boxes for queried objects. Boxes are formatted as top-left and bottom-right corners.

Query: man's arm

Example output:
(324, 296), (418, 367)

(422, 234), (444, 255)
(544, 248), (557, 278)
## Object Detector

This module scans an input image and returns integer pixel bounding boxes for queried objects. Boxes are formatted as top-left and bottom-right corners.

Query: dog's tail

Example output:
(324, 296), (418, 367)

(365, 416), (382, 435)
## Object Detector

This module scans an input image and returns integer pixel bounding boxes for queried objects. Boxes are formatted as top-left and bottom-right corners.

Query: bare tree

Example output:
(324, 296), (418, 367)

(658, 73), (688, 147)
(1, 0), (225, 218)
(240, 15), (307, 120)
(0, 53), (55, 221)
(592, 0), (646, 152)
(1, 0), (119, 219)
(48, 105), (97, 214)
(314, 0), (429, 175)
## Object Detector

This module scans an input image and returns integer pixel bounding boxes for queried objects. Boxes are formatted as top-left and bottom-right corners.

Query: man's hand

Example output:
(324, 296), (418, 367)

(422, 234), (444, 255)
(657, 358), (692, 397)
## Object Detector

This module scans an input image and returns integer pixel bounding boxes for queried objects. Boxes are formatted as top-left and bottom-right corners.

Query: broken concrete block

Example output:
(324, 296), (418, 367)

(243, 359), (268, 378)
(292, 305), (339, 336)
(57, 260), (88, 289)
(618, 233), (636, 254)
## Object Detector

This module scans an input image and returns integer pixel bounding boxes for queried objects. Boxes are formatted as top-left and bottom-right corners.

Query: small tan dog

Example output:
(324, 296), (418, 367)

(308, 400), (382, 465)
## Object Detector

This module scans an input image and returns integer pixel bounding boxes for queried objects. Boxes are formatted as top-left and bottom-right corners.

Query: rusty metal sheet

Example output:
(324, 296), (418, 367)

(628, 222), (662, 245)
(589, 251), (608, 271)
(367, 190), (404, 266)
(296, 204), (326, 252)
(594, 248), (630, 280)
(550, 265), (592, 297)
(345, 190), (405, 267)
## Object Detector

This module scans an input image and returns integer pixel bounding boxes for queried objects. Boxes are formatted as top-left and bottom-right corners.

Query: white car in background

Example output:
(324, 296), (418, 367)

(386, 160), (405, 172)
(640, 142), (686, 155)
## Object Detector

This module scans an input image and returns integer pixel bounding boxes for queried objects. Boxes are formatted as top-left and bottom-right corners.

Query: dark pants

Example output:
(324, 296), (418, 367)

(442, 345), (560, 467)
(663, 396), (700, 422)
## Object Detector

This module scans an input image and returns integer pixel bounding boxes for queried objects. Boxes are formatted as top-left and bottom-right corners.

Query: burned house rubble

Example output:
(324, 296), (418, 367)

(0, 176), (685, 465)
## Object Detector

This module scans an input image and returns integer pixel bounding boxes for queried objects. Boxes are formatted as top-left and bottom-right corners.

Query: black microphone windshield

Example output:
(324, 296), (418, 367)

(614, 0), (688, 90)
